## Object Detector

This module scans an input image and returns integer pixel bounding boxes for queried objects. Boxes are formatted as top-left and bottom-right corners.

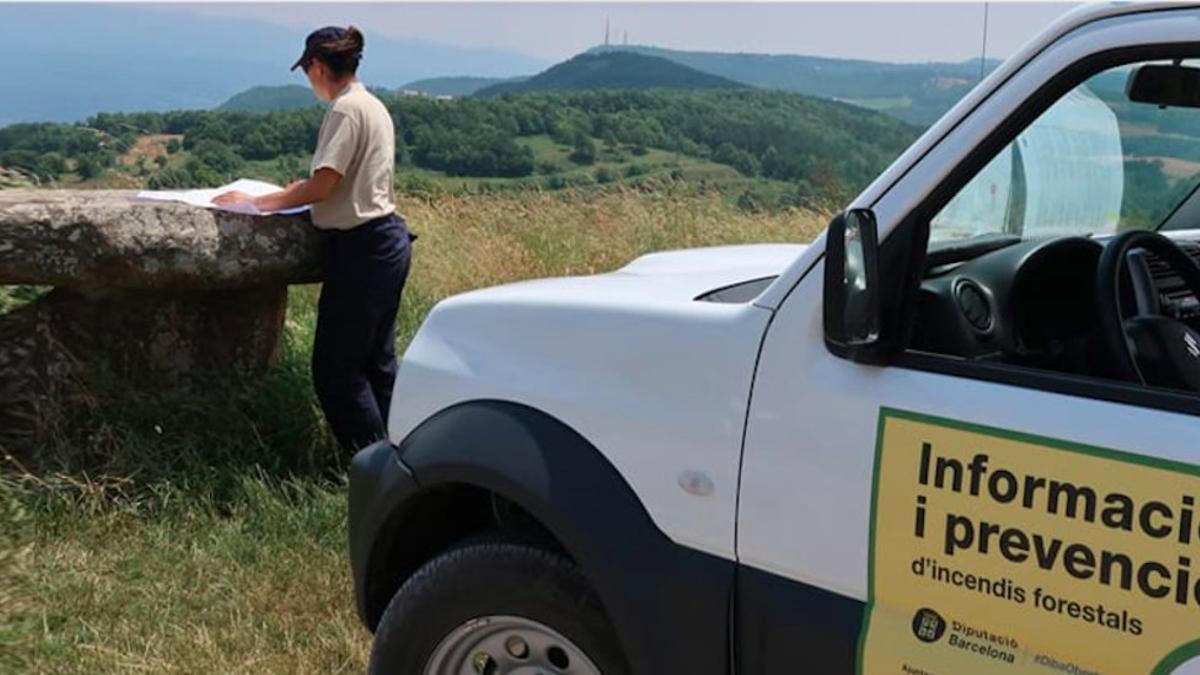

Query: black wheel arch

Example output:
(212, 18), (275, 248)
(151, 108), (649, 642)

(354, 399), (735, 674)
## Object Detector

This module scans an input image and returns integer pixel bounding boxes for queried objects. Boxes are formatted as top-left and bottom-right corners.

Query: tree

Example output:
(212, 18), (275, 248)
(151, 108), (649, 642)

(35, 152), (67, 181)
(602, 129), (620, 152)
(183, 157), (223, 186)
(625, 163), (649, 178)
(0, 149), (39, 172)
(191, 140), (244, 178)
(594, 166), (618, 184)
(569, 134), (596, 166)
(273, 155), (306, 184)
(241, 129), (280, 160)
(75, 153), (104, 178)
(713, 142), (759, 177)
(736, 188), (765, 213)
(760, 146), (781, 179)
(147, 166), (195, 189)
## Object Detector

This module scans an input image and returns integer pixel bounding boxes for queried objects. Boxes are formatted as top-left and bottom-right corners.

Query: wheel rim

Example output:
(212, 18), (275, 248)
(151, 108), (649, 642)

(424, 615), (602, 675)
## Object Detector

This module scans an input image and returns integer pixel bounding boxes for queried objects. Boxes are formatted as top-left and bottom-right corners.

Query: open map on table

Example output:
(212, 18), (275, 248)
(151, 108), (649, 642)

(135, 179), (310, 215)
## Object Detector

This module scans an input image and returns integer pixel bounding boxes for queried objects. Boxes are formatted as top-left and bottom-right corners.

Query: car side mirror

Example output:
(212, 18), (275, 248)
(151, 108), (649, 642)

(824, 209), (882, 361)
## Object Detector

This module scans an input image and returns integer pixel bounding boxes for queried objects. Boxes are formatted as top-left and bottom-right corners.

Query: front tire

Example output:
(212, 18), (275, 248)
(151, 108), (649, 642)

(368, 539), (629, 675)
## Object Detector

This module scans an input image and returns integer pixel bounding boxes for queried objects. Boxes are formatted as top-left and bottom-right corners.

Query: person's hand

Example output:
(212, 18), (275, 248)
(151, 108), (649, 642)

(212, 191), (256, 207)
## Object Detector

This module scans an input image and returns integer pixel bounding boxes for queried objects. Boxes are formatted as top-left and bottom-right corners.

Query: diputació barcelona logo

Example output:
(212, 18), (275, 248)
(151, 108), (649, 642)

(912, 608), (946, 643)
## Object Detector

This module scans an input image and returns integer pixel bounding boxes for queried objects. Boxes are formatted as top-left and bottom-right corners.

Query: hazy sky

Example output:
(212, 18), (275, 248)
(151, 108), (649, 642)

(154, 2), (1079, 63)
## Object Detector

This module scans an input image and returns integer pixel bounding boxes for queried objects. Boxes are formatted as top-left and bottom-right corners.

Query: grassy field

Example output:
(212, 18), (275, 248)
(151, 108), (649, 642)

(1, 188), (826, 673)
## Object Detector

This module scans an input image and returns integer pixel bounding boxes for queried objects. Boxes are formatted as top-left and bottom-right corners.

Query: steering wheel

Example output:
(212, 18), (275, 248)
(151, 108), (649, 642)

(1096, 230), (1200, 392)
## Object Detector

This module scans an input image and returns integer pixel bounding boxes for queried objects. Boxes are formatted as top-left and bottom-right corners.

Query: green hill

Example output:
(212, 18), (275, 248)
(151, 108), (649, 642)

(217, 85), (319, 113)
(589, 45), (1000, 126)
(400, 76), (520, 97)
(5, 86), (917, 211)
(213, 48), (1001, 124)
(477, 52), (745, 96)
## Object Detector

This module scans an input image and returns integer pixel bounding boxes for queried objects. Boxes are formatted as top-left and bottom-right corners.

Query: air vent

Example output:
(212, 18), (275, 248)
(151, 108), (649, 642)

(1143, 240), (1200, 316)
(696, 276), (776, 304)
(954, 279), (993, 332)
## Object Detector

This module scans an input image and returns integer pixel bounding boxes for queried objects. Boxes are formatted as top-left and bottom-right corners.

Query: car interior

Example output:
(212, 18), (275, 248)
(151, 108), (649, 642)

(910, 231), (1200, 388)
(906, 59), (1200, 395)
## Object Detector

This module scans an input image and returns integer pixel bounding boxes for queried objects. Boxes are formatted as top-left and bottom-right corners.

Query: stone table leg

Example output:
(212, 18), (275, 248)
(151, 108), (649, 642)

(0, 284), (289, 446)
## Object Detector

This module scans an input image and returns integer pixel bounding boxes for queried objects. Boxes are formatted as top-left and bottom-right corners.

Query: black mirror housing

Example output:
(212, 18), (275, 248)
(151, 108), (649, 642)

(1127, 64), (1200, 108)
(824, 209), (885, 363)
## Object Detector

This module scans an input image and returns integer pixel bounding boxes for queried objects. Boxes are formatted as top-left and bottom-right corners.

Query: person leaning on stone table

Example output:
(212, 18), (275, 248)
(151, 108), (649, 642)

(215, 25), (413, 453)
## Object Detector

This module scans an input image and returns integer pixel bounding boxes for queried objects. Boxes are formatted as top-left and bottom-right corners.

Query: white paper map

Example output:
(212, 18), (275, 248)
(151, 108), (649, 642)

(135, 179), (310, 215)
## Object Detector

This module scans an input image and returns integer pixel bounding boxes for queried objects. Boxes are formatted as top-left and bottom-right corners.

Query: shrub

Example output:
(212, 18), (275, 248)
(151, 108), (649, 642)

(568, 135), (596, 166)
(594, 166), (618, 184)
(624, 163), (650, 178)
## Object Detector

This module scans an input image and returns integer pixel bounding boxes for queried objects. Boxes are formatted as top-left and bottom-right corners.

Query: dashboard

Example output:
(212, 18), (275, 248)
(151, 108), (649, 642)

(910, 234), (1200, 376)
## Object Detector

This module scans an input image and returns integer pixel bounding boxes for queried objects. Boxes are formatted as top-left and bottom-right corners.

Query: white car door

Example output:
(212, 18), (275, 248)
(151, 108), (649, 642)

(737, 5), (1200, 674)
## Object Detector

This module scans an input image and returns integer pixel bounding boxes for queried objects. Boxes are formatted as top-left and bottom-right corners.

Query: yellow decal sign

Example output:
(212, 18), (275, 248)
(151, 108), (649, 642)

(858, 408), (1200, 675)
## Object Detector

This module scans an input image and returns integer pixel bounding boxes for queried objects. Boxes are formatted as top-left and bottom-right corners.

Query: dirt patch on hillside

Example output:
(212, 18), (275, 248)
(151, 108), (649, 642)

(1136, 155), (1200, 180)
(119, 133), (183, 167)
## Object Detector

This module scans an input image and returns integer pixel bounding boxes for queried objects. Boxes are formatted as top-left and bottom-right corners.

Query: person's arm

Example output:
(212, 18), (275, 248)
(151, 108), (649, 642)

(212, 170), (342, 212)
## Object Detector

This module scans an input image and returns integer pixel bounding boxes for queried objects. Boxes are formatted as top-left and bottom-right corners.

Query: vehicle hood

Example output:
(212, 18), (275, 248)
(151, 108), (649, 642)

(389, 243), (806, 558)
(457, 243), (807, 307)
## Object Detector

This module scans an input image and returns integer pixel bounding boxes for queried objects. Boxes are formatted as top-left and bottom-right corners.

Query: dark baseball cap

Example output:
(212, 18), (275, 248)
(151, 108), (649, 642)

(290, 26), (349, 71)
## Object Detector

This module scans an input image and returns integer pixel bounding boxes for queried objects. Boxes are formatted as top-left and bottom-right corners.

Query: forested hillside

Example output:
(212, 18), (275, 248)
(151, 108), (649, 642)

(477, 52), (745, 96)
(0, 88), (918, 207)
(590, 45), (998, 125)
(218, 86), (320, 113)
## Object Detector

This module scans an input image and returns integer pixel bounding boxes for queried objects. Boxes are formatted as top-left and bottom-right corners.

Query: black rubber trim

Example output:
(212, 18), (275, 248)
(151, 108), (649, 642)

(735, 564), (866, 674)
(387, 400), (735, 674)
(348, 438), (418, 627)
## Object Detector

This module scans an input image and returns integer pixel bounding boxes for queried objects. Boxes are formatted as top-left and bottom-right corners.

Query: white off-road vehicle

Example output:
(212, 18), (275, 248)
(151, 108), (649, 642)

(350, 4), (1200, 673)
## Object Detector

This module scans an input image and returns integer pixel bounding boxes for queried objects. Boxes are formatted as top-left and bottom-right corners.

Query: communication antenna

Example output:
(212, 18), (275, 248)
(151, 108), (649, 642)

(624, 30), (628, 46)
(979, 1), (990, 82)
(605, 17), (610, 46)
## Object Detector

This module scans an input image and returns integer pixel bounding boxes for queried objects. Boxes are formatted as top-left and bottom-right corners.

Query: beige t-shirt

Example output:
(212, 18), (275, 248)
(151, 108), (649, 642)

(310, 81), (396, 229)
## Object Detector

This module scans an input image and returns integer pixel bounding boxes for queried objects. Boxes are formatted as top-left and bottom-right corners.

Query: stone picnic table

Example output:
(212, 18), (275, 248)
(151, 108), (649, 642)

(0, 189), (325, 441)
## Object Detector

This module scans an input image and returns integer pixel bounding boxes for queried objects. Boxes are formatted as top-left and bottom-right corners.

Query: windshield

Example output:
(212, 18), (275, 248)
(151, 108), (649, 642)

(930, 59), (1200, 243)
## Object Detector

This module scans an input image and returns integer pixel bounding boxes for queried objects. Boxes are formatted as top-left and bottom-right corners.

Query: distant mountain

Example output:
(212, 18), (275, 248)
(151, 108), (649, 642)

(217, 85), (319, 113)
(477, 52), (745, 97)
(0, 4), (548, 124)
(400, 76), (525, 97)
(216, 81), (487, 114)
(589, 45), (1001, 125)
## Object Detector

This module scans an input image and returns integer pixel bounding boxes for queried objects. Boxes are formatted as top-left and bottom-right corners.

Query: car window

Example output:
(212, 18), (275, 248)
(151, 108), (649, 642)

(930, 60), (1200, 243)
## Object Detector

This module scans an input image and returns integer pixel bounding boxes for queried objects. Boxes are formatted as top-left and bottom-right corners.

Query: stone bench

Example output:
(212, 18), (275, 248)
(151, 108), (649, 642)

(0, 190), (323, 442)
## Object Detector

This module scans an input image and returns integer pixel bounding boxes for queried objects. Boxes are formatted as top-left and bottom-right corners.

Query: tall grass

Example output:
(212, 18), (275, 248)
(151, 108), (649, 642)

(1, 189), (824, 672)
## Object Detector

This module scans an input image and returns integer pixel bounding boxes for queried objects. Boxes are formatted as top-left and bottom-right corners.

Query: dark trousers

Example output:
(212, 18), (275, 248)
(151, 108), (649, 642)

(312, 213), (412, 452)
